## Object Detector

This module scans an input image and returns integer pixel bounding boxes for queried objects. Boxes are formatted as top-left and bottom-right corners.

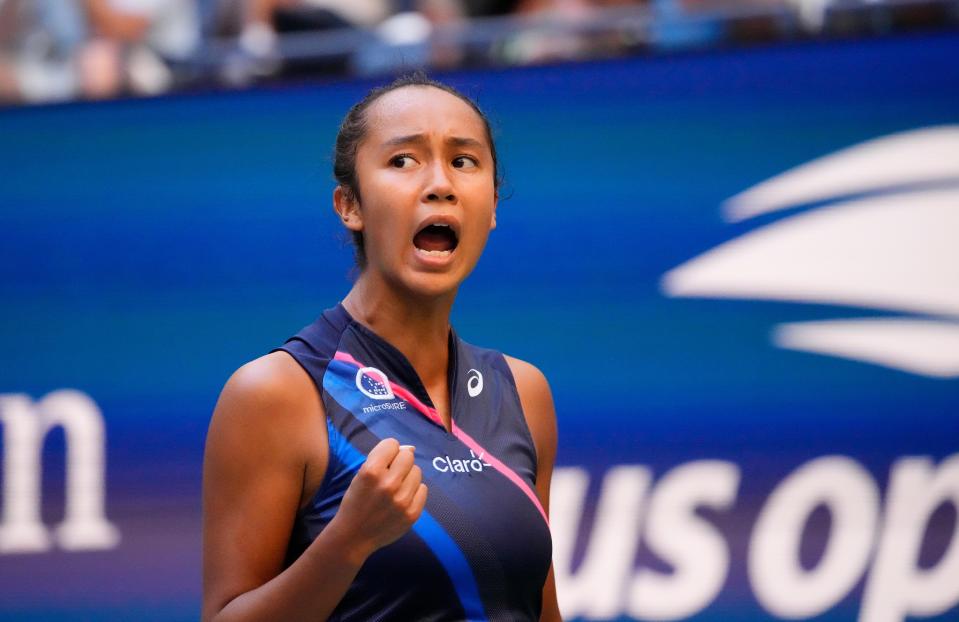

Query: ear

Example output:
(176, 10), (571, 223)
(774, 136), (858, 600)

(333, 186), (363, 232)
(490, 191), (498, 231)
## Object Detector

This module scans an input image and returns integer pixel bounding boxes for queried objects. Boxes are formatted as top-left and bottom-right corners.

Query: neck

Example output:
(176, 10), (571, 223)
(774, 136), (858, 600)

(341, 271), (456, 389)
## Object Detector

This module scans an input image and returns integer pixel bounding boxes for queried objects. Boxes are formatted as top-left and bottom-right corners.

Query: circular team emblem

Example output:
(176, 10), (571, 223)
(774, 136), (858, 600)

(356, 367), (395, 400)
(467, 368), (483, 397)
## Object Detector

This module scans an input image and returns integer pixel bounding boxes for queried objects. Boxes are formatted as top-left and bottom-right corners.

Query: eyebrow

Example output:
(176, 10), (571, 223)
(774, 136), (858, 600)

(381, 133), (486, 150)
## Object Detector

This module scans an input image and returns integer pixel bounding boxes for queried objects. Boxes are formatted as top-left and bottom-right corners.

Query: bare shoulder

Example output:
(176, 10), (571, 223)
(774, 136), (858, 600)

(503, 355), (557, 476)
(207, 351), (323, 476)
(503, 355), (553, 407)
(502, 363), (563, 622)
(205, 350), (327, 503)
(202, 351), (327, 619)
(217, 350), (318, 416)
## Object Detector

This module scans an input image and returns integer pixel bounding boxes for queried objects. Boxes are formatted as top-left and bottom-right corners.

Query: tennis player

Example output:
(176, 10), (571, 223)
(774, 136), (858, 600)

(202, 73), (561, 622)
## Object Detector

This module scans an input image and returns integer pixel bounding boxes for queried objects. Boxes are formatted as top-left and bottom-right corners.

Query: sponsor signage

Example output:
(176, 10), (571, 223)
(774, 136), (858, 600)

(1, 32), (956, 621)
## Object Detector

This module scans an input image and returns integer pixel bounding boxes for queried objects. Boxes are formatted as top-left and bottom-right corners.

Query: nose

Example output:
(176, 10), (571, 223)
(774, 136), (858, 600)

(422, 161), (456, 204)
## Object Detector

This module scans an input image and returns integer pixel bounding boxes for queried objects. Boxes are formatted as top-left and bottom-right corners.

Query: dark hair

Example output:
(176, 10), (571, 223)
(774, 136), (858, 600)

(333, 71), (500, 270)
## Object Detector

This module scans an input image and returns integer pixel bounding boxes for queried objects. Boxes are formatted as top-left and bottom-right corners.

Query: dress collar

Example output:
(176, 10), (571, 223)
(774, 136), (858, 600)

(330, 303), (461, 416)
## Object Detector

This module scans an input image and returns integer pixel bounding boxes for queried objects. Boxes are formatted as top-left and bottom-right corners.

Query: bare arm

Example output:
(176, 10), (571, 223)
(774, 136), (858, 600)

(505, 356), (563, 622)
(202, 352), (427, 622)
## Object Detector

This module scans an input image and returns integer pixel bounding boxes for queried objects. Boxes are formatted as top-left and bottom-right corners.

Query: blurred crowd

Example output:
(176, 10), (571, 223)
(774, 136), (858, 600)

(0, 0), (953, 105)
(0, 0), (759, 104)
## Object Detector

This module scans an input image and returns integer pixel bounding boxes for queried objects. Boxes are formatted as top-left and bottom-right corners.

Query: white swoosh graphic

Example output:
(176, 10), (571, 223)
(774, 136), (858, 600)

(662, 125), (959, 378)
(774, 319), (959, 378)
(723, 125), (959, 222)
(662, 187), (959, 319)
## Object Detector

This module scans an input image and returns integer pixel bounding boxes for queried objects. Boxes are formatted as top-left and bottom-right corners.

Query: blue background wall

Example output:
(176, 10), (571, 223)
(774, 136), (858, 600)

(1, 31), (957, 621)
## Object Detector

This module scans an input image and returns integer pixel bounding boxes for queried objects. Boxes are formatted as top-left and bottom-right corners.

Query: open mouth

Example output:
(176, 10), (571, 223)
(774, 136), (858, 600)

(413, 222), (459, 257)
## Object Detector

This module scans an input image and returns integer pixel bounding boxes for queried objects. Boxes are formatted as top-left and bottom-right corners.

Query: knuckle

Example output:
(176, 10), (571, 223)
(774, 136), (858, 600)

(355, 467), (374, 483)
(380, 478), (399, 495)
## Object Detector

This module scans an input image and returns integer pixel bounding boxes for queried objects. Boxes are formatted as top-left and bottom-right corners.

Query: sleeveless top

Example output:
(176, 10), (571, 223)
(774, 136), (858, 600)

(272, 304), (553, 622)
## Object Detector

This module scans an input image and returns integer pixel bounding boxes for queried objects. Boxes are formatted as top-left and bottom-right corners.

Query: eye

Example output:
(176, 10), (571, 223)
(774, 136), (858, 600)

(390, 154), (417, 168)
(452, 156), (478, 169)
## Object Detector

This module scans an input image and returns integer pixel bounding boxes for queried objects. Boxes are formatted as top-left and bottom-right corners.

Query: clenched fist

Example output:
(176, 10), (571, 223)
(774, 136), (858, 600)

(332, 438), (429, 556)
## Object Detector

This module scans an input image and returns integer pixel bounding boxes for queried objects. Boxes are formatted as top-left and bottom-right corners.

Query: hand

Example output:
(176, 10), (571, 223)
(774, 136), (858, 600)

(333, 438), (428, 558)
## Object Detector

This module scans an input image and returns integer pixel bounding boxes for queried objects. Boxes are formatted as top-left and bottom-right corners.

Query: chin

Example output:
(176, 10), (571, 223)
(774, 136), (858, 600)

(370, 245), (483, 300)
(401, 270), (464, 300)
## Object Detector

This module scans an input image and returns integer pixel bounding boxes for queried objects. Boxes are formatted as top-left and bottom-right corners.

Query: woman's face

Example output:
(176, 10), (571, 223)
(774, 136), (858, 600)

(341, 86), (497, 298)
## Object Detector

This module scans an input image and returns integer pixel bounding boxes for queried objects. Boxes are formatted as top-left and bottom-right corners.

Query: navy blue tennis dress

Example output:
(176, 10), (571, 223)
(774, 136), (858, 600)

(273, 304), (552, 621)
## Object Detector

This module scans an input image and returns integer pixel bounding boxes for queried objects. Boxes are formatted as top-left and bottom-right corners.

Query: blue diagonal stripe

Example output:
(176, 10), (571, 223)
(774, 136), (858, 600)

(323, 363), (489, 621)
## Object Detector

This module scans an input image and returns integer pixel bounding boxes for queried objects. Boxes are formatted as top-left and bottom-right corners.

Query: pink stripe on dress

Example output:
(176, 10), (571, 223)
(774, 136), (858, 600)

(451, 422), (548, 524)
(333, 350), (549, 526)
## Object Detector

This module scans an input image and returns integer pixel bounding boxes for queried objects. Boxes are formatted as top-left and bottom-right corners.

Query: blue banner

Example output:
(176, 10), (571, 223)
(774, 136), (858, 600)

(1, 31), (957, 621)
